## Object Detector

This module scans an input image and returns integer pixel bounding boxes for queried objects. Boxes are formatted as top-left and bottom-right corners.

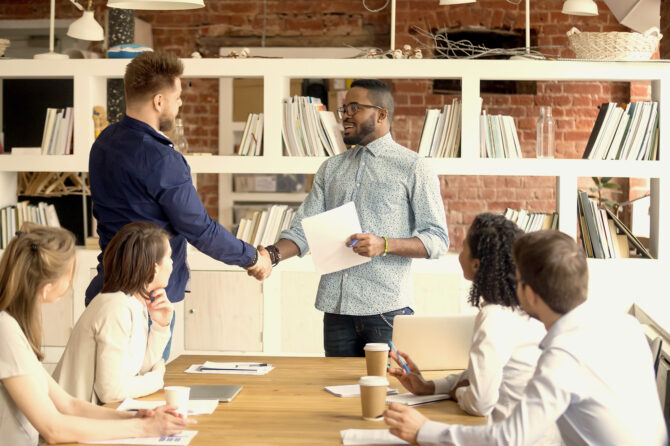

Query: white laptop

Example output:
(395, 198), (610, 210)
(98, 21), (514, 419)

(392, 315), (476, 371)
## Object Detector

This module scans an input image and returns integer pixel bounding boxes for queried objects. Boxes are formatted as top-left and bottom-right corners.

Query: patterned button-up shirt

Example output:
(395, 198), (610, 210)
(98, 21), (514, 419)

(280, 132), (449, 315)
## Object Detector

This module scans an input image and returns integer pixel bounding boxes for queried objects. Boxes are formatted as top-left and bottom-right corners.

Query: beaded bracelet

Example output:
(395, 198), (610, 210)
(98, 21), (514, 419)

(382, 236), (388, 257)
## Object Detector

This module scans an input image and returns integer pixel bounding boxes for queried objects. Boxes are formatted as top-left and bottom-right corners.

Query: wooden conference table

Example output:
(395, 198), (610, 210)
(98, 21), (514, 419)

(67, 355), (485, 445)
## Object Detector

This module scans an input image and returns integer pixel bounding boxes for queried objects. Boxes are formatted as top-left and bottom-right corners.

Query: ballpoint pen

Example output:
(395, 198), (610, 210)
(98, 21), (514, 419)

(348, 231), (367, 248)
(389, 341), (411, 375)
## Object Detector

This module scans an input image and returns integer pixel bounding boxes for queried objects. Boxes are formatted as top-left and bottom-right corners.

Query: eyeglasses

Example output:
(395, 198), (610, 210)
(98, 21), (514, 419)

(337, 102), (383, 120)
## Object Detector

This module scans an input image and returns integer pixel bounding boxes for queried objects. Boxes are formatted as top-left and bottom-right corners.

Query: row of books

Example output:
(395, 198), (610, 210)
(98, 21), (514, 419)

(577, 190), (652, 259)
(41, 107), (74, 155)
(1, 201), (61, 249)
(582, 101), (659, 161)
(417, 99), (461, 158)
(503, 208), (558, 233)
(238, 113), (264, 156)
(235, 204), (296, 247)
(480, 112), (522, 159)
(281, 96), (346, 157)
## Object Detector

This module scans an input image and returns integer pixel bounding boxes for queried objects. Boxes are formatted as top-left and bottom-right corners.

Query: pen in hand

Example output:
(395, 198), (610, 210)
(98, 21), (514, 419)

(348, 231), (367, 248)
(389, 341), (411, 375)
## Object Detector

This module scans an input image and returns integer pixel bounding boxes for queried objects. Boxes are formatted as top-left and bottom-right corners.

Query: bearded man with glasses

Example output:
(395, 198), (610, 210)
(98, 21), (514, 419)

(263, 79), (449, 357)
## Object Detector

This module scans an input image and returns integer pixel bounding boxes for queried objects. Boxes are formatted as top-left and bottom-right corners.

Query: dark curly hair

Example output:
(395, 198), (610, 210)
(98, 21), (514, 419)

(466, 213), (524, 308)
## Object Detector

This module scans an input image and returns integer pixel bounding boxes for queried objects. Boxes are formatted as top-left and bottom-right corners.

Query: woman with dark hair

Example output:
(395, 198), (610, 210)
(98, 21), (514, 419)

(0, 224), (191, 445)
(54, 222), (174, 404)
(389, 213), (556, 433)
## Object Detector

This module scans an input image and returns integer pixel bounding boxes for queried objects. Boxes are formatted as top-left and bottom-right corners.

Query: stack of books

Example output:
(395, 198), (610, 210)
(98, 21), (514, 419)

(238, 113), (263, 156)
(577, 191), (653, 259)
(281, 96), (346, 157)
(417, 99), (461, 158)
(582, 101), (659, 161)
(504, 208), (558, 232)
(40, 107), (74, 155)
(235, 204), (296, 247)
(1, 201), (61, 249)
(480, 112), (522, 159)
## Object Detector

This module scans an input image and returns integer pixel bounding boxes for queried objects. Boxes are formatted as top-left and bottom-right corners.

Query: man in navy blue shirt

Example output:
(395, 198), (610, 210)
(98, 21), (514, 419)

(86, 51), (272, 359)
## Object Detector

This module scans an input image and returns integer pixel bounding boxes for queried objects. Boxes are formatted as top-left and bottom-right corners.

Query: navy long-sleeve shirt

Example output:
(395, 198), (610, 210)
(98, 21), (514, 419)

(85, 115), (255, 304)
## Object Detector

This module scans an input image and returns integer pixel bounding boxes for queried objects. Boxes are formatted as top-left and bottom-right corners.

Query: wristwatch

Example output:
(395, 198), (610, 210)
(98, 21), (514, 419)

(265, 244), (281, 266)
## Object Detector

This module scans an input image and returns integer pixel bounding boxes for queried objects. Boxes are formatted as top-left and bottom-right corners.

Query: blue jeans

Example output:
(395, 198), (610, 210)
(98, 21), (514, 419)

(148, 312), (176, 362)
(323, 307), (414, 357)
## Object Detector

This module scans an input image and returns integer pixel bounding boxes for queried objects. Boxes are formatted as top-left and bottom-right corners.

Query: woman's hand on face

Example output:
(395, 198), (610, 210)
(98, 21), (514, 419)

(147, 288), (173, 327)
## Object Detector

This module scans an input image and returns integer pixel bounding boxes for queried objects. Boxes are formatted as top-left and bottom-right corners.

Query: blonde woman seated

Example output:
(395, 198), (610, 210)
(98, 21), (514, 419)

(390, 214), (560, 443)
(0, 224), (192, 445)
(54, 222), (174, 404)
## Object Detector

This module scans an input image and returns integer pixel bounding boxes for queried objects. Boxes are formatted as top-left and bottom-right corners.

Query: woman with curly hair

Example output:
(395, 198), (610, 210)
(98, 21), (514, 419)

(389, 213), (555, 429)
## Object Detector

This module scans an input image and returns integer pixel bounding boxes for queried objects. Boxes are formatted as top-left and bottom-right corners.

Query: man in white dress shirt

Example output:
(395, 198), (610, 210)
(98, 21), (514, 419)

(385, 230), (668, 446)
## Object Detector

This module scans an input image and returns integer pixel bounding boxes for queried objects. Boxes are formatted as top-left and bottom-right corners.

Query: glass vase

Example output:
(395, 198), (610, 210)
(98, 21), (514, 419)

(536, 106), (555, 159)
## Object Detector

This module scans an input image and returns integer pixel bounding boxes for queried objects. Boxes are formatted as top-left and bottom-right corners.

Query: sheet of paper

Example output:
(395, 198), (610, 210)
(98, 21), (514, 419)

(340, 429), (409, 445)
(184, 361), (274, 375)
(116, 398), (218, 416)
(385, 392), (450, 406)
(324, 384), (399, 398)
(82, 430), (197, 445)
(301, 201), (371, 275)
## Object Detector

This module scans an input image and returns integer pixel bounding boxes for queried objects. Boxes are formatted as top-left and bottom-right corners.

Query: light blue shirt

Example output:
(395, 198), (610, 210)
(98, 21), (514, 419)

(280, 132), (449, 315)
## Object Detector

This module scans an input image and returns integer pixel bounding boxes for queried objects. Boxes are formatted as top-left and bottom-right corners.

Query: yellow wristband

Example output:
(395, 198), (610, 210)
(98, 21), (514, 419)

(382, 236), (388, 257)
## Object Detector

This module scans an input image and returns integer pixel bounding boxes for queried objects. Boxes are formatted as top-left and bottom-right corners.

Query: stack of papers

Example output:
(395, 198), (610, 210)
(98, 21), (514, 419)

(83, 430), (197, 445)
(386, 393), (450, 406)
(185, 361), (274, 375)
(117, 398), (218, 416)
(340, 429), (409, 445)
(324, 384), (399, 398)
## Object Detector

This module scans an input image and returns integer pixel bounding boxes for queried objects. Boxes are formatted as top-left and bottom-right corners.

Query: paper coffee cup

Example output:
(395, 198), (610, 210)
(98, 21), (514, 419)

(359, 375), (389, 420)
(364, 343), (390, 376)
(164, 386), (190, 416)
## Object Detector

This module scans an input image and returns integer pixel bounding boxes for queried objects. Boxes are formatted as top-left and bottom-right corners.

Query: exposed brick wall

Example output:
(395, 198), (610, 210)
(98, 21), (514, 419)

(0, 0), (656, 251)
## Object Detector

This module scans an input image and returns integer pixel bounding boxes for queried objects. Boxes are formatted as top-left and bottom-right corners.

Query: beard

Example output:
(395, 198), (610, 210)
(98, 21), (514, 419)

(343, 113), (376, 146)
(159, 113), (175, 132)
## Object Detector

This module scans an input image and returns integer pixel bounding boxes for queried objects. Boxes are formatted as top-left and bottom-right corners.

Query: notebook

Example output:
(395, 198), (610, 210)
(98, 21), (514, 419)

(391, 315), (476, 370)
(187, 385), (242, 402)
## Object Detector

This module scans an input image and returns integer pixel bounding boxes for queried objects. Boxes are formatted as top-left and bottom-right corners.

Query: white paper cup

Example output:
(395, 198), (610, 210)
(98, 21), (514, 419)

(164, 386), (190, 416)
(364, 343), (390, 377)
(359, 375), (389, 420)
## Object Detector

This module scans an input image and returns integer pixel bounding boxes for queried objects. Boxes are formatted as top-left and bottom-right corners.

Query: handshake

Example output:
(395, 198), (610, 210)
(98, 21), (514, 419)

(245, 246), (273, 281)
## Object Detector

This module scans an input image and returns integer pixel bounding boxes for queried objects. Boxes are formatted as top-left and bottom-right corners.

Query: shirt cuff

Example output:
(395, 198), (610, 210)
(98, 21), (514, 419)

(278, 230), (310, 257)
(417, 420), (451, 446)
(433, 372), (464, 395)
(416, 231), (448, 259)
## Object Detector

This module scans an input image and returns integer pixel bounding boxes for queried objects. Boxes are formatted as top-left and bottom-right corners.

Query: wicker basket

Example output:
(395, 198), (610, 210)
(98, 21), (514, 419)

(567, 27), (662, 61)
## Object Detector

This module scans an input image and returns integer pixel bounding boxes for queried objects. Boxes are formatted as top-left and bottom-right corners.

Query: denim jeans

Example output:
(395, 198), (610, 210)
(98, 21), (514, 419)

(323, 307), (414, 357)
(148, 312), (176, 362)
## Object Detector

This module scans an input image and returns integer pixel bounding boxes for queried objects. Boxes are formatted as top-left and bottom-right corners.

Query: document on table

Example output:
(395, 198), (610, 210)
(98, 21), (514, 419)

(301, 201), (371, 275)
(184, 361), (274, 375)
(324, 384), (399, 398)
(116, 398), (218, 416)
(385, 392), (450, 406)
(340, 429), (409, 445)
(82, 430), (197, 445)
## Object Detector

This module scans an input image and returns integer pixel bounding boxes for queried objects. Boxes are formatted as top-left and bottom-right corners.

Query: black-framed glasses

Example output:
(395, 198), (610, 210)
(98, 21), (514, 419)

(337, 102), (383, 120)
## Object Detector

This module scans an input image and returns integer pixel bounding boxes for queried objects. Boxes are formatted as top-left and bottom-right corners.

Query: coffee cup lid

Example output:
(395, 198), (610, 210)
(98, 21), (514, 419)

(359, 375), (389, 386)
(364, 343), (390, 352)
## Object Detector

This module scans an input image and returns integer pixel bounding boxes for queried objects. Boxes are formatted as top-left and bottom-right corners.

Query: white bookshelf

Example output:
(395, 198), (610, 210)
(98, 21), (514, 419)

(0, 58), (668, 359)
